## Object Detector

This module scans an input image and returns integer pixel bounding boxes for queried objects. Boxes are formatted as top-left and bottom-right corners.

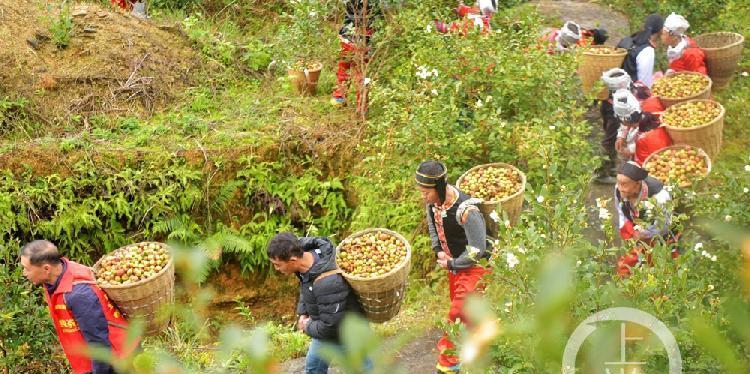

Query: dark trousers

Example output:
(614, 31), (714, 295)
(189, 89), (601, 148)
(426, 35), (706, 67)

(597, 100), (619, 175)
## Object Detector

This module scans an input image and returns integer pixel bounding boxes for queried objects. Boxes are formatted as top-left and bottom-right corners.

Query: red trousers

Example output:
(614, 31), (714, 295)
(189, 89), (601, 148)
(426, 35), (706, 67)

(437, 266), (491, 368)
(617, 246), (679, 276)
(333, 35), (370, 104)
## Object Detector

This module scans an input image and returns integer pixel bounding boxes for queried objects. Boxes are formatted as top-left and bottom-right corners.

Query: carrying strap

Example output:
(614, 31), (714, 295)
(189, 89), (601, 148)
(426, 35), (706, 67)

(313, 269), (344, 284)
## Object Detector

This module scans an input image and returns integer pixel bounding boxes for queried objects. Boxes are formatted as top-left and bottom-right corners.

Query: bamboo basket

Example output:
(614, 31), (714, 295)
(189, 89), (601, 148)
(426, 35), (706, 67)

(336, 229), (411, 323)
(93, 242), (174, 335)
(654, 72), (712, 108)
(456, 163), (526, 227)
(662, 99), (725, 159)
(642, 145), (712, 188)
(577, 46), (628, 97)
(694, 32), (745, 90)
(288, 62), (323, 95)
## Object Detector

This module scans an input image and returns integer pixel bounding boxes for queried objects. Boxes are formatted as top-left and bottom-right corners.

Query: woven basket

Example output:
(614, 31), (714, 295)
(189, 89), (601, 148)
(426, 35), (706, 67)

(662, 99), (725, 159)
(577, 46), (628, 96)
(655, 72), (712, 108)
(456, 163), (526, 227)
(642, 145), (712, 188)
(93, 242), (175, 335)
(694, 32), (745, 90)
(336, 229), (411, 323)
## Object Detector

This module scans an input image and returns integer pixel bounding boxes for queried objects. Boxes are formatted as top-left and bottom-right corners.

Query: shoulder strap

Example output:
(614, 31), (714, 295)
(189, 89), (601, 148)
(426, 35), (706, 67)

(313, 269), (344, 284)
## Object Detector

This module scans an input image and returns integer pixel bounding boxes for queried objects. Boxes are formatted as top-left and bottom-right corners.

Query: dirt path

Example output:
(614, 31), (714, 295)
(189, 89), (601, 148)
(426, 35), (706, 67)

(533, 1), (631, 46)
(279, 329), (442, 373)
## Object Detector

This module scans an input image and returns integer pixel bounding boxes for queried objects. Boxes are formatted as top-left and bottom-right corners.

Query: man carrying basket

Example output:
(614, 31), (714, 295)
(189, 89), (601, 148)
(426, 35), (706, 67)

(267, 233), (371, 374)
(415, 160), (492, 374)
(19, 240), (138, 374)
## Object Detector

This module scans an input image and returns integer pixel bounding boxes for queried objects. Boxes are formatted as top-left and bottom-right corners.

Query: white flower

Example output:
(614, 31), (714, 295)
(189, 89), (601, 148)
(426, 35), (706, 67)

(486, 95), (493, 102)
(363, 77), (371, 85)
(701, 250), (709, 257)
(694, 242), (703, 251)
(518, 245), (527, 254)
(431, 89), (438, 96)
(425, 23), (432, 33)
(308, 11), (317, 17)
(711, 255), (717, 262)
(416, 66), (433, 79)
(725, 215), (733, 222)
(599, 207), (611, 220)
(745, 165), (750, 172)
(489, 211), (500, 223)
(506, 252), (520, 268)
(714, 193), (720, 199)
(537, 195), (545, 203)
(576, 260), (582, 266)
(708, 284), (714, 291)
(745, 187), (749, 193)
(504, 220), (511, 228)
(549, 125), (556, 130)
(743, 71), (749, 77)
(540, 233), (547, 238)
(432, 69), (438, 77)
(504, 301), (513, 307)
(476, 99), (484, 108)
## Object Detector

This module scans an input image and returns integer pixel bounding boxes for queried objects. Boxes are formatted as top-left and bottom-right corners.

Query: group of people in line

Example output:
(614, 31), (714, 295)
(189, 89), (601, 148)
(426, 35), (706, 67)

(17, 3), (711, 374)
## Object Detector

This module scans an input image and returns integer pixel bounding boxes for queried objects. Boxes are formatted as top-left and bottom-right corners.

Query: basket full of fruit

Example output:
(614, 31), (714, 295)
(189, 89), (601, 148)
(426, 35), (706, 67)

(93, 242), (174, 335)
(651, 72), (712, 108)
(456, 163), (526, 226)
(336, 229), (411, 323)
(661, 99), (725, 159)
(578, 46), (628, 98)
(642, 145), (712, 188)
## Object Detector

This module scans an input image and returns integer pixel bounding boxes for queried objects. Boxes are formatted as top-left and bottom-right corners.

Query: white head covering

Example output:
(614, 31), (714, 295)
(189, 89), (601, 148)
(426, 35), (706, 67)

(602, 68), (632, 92)
(612, 89), (641, 121)
(478, 0), (497, 15)
(664, 13), (690, 36)
(558, 21), (582, 47)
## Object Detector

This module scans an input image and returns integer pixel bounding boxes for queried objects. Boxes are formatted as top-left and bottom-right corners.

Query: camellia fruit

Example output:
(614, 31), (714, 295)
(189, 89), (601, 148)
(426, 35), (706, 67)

(652, 74), (710, 99)
(662, 101), (721, 128)
(96, 242), (170, 286)
(643, 147), (708, 186)
(338, 232), (407, 278)
(584, 47), (622, 55)
(460, 166), (522, 202)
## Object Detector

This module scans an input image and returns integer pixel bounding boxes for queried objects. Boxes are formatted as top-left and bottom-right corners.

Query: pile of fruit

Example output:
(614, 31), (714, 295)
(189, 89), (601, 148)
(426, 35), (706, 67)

(644, 147), (709, 186)
(96, 242), (170, 286)
(652, 74), (710, 98)
(662, 101), (722, 128)
(460, 166), (523, 202)
(338, 232), (407, 278)
(584, 47), (622, 55)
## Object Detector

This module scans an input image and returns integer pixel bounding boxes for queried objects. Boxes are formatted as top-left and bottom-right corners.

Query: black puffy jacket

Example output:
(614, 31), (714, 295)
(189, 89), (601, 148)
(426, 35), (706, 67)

(296, 237), (363, 342)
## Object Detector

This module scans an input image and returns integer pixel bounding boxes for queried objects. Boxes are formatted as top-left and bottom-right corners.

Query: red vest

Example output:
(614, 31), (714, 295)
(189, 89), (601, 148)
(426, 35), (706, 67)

(669, 37), (708, 75)
(635, 126), (673, 165)
(43, 258), (137, 374)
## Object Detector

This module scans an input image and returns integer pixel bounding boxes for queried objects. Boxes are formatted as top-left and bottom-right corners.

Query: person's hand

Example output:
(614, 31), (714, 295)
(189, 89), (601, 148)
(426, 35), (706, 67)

(615, 138), (625, 152)
(619, 148), (634, 158)
(297, 315), (310, 332)
(437, 251), (450, 270)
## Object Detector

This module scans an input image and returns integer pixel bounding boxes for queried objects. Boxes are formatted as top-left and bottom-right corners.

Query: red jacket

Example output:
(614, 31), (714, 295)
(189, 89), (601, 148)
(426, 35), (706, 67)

(640, 96), (665, 114)
(669, 37), (708, 75)
(635, 126), (672, 165)
(44, 258), (137, 374)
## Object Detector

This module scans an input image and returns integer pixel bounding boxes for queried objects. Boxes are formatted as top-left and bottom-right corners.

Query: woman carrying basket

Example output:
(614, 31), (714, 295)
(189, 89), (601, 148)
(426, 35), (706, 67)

(415, 160), (492, 374)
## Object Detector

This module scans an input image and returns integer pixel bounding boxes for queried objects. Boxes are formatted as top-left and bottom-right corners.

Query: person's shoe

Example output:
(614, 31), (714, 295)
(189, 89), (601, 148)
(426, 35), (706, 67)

(436, 364), (460, 373)
(330, 97), (346, 106)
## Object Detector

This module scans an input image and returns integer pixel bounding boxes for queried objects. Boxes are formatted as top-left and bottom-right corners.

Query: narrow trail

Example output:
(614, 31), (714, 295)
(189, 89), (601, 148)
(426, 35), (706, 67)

(280, 3), (630, 372)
